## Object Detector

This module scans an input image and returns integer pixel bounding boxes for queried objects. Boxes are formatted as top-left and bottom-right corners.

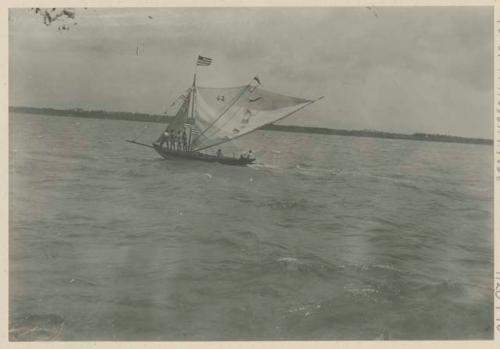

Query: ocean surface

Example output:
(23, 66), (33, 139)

(9, 112), (493, 340)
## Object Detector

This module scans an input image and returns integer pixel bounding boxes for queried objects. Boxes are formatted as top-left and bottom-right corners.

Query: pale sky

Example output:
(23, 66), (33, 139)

(9, 7), (493, 138)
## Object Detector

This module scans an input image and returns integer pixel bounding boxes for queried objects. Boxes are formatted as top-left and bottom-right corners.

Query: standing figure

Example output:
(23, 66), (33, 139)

(169, 130), (176, 151)
(177, 131), (182, 151)
(155, 129), (169, 148)
(182, 130), (188, 151)
(161, 129), (170, 148)
(167, 130), (173, 150)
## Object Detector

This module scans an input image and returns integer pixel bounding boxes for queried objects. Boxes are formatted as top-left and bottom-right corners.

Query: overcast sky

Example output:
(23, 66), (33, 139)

(9, 7), (493, 138)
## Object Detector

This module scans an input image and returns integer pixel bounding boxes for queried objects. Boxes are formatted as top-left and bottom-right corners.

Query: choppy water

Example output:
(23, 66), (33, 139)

(9, 112), (493, 340)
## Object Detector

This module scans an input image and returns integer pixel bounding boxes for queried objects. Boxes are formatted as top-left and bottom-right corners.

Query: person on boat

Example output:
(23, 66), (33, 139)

(161, 130), (170, 149)
(176, 131), (183, 151)
(240, 149), (255, 160)
(155, 129), (169, 148)
(182, 130), (188, 151)
(216, 149), (223, 158)
(170, 131), (176, 151)
(168, 130), (174, 150)
(168, 129), (175, 150)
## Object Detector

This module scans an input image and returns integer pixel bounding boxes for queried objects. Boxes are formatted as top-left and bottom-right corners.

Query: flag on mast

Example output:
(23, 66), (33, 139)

(197, 55), (213, 66)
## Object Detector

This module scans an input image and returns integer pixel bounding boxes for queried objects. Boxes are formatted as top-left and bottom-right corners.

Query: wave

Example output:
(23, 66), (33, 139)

(248, 163), (279, 170)
(265, 254), (338, 277)
(264, 198), (309, 210)
(10, 313), (65, 341)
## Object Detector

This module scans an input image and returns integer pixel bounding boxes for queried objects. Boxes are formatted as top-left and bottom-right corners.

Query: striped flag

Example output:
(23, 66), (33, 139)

(197, 55), (213, 66)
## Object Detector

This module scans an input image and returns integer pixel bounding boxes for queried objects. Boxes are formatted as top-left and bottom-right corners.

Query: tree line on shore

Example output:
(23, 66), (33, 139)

(10, 106), (172, 123)
(10, 106), (492, 146)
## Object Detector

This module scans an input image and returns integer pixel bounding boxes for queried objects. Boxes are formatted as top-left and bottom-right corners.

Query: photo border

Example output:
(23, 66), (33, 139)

(2, 1), (497, 348)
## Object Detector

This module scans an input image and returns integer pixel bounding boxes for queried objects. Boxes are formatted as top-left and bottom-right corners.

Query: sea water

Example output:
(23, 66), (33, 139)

(9, 112), (493, 340)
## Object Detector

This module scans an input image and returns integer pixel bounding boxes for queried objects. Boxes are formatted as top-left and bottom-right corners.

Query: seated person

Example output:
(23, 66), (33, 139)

(240, 150), (255, 160)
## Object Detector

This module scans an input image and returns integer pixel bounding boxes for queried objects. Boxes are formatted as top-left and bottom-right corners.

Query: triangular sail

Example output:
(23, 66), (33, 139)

(164, 89), (190, 117)
(161, 89), (192, 134)
(190, 85), (313, 151)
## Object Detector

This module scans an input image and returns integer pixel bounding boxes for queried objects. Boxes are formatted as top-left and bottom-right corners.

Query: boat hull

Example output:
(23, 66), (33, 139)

(152, 144), (255, 166)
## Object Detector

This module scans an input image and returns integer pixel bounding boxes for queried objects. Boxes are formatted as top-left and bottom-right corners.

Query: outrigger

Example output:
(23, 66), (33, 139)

(127, 55), (323, 166)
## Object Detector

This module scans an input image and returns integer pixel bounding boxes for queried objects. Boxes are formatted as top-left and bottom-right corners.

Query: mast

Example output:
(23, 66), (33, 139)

(187, 73), (196, 151)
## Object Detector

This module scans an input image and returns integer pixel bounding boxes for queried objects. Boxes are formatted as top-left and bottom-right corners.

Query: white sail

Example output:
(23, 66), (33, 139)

(190, 84), (313, 151)
(156, 78), (319, 152)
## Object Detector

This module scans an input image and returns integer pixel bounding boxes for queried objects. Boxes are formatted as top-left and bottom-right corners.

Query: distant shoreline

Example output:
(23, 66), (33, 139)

(10, 106), (492, 146)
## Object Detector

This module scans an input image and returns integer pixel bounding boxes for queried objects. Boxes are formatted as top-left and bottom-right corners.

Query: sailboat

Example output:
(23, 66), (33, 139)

(127, 57), (323, 166)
